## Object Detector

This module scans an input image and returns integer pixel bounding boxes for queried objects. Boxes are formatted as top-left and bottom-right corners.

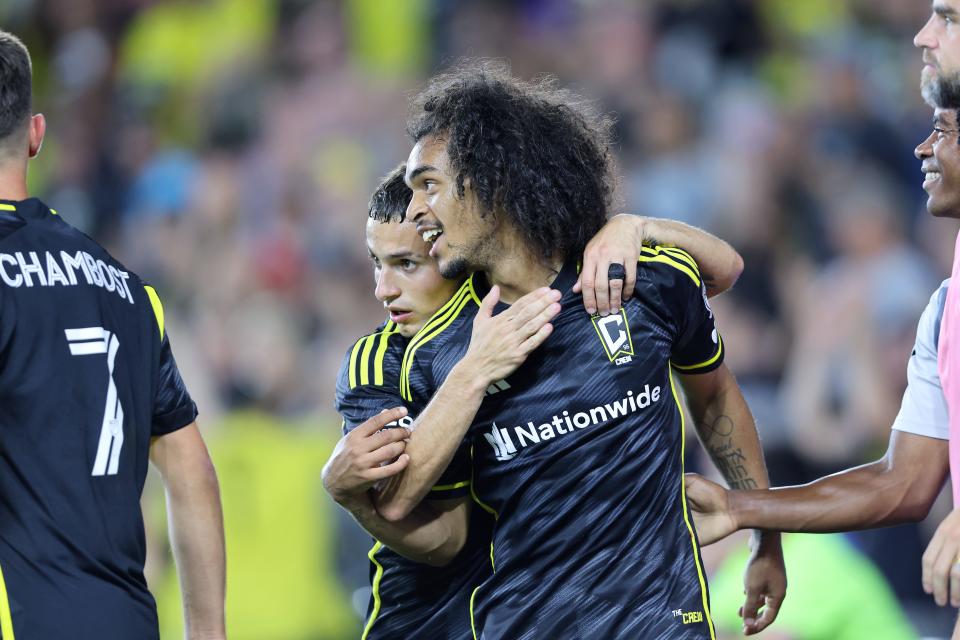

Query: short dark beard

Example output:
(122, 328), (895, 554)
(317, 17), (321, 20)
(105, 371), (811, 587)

(923, 71), (960, 109)
(440, 257), (470, 280)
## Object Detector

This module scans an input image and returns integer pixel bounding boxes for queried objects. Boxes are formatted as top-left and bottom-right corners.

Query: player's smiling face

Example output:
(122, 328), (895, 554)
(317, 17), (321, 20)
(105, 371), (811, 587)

(366, 217), (462, 337)
(917, 1), (960, 106)
(916, 108), (960, 218)
(405, 135), (494, 280)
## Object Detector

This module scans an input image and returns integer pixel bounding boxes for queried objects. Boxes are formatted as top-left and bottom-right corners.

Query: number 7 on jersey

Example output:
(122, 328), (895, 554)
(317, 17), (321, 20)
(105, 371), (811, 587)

(65, 327), (124, 476)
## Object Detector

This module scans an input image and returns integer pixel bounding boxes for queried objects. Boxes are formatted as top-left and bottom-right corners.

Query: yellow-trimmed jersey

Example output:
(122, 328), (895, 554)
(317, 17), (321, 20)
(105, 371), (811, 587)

(335, 320), (492, 639)
(0, 198), (197, 639)
(403, 248), (722, 640)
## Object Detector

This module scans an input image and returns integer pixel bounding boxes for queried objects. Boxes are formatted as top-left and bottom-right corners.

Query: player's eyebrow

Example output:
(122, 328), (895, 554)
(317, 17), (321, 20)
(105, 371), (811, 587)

(934, 113), (958, 130)
(385, 250), (416, 260)
(935, 2), (958, 18)
(407, 165), (438, 182)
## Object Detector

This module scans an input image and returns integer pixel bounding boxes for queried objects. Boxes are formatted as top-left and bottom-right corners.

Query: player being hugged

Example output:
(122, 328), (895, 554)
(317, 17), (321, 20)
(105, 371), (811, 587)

(324, 161), (747, 638)
(353, 61), (784, 640)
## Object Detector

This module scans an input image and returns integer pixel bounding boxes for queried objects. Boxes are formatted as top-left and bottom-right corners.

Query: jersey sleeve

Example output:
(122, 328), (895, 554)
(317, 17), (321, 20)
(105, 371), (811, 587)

(638, 246), (724, 374)
(335, 325), (408, 433)
(892, 281), (949, 440)
(146, 287), (198, 436)
(401, 335), (473, 501)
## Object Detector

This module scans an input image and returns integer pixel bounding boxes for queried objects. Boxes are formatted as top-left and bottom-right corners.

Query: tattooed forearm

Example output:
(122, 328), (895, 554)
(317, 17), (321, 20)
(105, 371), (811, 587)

(699, 414), (734, 444)
(699, 414), (759, 491)
(728, 477), (759, 490)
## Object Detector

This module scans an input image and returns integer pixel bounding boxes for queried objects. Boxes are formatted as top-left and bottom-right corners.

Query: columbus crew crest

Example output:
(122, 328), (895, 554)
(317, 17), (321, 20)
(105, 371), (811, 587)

(591, 309), (635, 365)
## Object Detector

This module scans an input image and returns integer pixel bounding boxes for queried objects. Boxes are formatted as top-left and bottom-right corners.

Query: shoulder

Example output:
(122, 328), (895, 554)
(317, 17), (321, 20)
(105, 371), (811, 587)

(917, 278), (950, 353)
(399, 276), (479, 398)
(636, 245), (703, 293)
(634, 245), (706, 318)
(336, 320), (407, 395)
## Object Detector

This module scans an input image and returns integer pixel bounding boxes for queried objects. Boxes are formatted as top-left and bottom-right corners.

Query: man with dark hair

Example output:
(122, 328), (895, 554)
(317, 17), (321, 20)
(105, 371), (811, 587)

(0, 31), (225, 639)
(689, 3), (960, 623)
(324, 161), (749, 638)
(357, 62), (785, 639)
(916, 8), (960, 628)
(685, 104), (960, 621)
(684, 12), (960, 639)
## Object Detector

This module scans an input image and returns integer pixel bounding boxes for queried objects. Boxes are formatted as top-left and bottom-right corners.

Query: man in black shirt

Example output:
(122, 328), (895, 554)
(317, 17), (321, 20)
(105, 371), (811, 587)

(0, 31), (225, 640)
(325, 163), (749, 638)
(371, 62), (786, 639)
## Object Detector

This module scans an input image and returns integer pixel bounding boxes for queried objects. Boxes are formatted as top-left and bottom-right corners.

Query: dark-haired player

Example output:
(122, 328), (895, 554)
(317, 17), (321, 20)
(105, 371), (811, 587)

(0, 31), (224, 639)
(683, 12), (960, 640)
(323, 163), (746, 638)
(684, 105), (960, 638)
(362, 62), (785, 639)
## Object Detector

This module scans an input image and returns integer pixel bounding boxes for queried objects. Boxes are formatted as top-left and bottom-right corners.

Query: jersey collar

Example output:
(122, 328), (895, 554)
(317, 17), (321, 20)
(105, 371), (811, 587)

(469, 256), (578, 306)
(0, 197), (51, 220)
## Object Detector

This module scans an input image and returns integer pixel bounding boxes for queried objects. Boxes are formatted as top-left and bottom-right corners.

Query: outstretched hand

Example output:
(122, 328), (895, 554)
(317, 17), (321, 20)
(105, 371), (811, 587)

(685, 473), (738, 546)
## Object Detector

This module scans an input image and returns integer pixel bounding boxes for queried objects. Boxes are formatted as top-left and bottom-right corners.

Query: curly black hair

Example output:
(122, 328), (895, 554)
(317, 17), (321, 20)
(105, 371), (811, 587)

(407, 60), (615, 260)
(367, 163), (412, 223)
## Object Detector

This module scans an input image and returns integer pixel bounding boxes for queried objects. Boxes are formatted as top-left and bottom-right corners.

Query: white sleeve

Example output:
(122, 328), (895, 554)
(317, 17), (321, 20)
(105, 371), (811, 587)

(892, 280), (950, 440)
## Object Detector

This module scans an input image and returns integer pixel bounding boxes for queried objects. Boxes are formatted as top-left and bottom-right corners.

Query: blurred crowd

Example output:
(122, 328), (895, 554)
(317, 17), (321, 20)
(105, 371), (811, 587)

(4, 0), (958, 637)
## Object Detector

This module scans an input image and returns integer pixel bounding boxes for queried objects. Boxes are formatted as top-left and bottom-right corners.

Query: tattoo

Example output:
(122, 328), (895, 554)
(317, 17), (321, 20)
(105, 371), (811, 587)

(700, 414), (735, 444)
(729, 477), (759, 490)
(699, 414), (759, 491)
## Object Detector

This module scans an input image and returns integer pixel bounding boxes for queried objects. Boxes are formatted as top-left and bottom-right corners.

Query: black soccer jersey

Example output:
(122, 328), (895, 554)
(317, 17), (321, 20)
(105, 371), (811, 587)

(0, 198), (197, 639)
(402, 246), (723, 640)
(335, 320), (492, 640)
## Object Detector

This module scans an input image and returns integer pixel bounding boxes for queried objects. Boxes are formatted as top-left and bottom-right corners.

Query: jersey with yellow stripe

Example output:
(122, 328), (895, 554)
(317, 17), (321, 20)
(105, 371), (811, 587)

(405, 251), (722, 640)
(0, 198), (197, 639)
(334, 319), (492, 639)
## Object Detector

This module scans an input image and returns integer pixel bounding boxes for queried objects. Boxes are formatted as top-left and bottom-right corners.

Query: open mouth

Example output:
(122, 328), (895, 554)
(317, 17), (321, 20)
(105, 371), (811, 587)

(422, 228), (443, 244)
(924, 170), (942, 188)
(388, 308), (413, 322)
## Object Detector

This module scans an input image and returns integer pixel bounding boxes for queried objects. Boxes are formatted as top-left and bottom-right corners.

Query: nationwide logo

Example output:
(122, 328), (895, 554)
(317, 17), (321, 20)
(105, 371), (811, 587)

(591, 309), (635, 365)
(482, 384), (662, 461)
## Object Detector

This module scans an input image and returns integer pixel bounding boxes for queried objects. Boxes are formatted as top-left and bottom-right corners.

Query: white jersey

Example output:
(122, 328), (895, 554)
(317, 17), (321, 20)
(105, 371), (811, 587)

(891, 279), (950, 440)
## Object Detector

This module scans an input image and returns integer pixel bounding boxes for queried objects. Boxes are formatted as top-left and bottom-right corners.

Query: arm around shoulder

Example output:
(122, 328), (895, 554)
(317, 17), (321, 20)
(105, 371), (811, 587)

(640, 216), (743, 297)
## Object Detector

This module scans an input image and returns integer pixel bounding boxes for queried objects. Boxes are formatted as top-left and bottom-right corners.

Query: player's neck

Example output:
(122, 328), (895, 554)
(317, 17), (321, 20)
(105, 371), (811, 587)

(487, 250), (564, 304)
(0, 163), (29, 201)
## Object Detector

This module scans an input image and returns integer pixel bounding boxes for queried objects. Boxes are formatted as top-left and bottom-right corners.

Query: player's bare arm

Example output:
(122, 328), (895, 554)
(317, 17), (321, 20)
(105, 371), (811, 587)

(150, 422), (226, 640)
(575, 214), (745, 315)
(334, 489), (469, 566)
(679, 364), (785, 636)
(686, 430), (948, 541)
(375, 285), (560, 522)
(322, 408), (470, 565)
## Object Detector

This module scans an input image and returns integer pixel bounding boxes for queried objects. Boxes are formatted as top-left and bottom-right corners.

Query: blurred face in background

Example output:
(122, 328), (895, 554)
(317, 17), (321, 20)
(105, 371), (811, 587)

(405, 135), (496, 281)
(916, 108), (960, 218)
(365, 217), (461, 337)
(917, 1), (960, 107)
